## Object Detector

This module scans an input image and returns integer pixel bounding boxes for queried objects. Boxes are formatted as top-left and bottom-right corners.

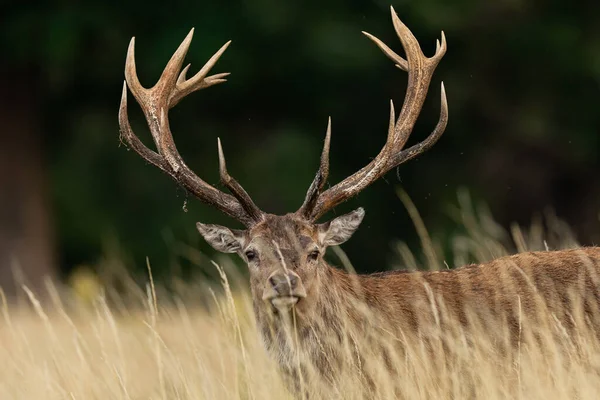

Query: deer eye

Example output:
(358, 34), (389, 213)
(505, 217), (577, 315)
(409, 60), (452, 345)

(245, 250), (257, 261)
(308, 250), (320, 261)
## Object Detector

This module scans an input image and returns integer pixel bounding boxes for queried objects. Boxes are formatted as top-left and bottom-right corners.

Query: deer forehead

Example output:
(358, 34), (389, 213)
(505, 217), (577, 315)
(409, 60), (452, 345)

(245, 216), (314, 249)
(248, 232), (316, 252)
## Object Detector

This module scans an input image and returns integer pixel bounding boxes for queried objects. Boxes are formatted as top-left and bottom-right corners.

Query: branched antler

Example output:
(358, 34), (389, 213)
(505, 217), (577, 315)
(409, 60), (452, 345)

(119, 9), (447, 227)
(298, 6), (448, 220)
(118, 29), (264, 227)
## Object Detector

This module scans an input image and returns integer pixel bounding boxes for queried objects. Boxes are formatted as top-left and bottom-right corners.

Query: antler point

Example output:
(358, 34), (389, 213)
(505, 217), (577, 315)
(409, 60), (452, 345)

(390, 6), (402, 22)
(389, 98), (396, 112)
(126, 37), (136, 59)
(217, 138), (225, 162)
(119, 81), (129, 119)
(217, 138), (230, 180)
(441, 81), (447, 100)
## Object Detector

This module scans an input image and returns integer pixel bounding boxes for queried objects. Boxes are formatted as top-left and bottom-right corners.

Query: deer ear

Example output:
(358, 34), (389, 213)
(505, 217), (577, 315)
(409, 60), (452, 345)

(196, 223), (245, 253)
(318, 208), (365, 247)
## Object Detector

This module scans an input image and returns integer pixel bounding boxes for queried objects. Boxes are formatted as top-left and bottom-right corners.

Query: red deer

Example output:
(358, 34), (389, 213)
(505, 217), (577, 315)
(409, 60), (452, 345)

(118, 6), (600, 397)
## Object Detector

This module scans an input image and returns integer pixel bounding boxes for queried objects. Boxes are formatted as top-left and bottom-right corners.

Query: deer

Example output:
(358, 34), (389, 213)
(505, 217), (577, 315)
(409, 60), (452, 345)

(118, 6), (600, 397)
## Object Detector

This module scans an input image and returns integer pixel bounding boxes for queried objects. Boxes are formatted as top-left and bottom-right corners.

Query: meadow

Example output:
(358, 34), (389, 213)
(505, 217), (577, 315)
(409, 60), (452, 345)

(1, 190), (600, 399)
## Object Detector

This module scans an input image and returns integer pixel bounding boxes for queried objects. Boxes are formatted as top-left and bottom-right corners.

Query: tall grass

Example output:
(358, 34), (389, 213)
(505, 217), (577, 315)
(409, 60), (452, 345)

(1, 190), (600, 399)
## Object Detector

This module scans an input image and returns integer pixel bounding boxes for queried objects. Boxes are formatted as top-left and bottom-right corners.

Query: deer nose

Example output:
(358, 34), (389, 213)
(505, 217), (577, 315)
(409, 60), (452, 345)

(268, 273), (299, 296)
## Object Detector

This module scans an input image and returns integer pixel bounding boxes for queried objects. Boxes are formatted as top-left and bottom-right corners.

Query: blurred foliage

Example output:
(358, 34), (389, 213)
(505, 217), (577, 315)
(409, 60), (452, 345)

(2, 0), (600, 279)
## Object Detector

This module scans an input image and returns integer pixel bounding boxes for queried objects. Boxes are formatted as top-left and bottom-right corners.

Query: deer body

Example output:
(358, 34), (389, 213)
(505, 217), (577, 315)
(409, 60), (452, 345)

(117, 6), (600, 396)
(253, 241), (600, 391)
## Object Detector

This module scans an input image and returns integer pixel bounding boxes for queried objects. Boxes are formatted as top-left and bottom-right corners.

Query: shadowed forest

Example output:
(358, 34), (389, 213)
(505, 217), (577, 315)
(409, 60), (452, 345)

(2, 0), (600, 292)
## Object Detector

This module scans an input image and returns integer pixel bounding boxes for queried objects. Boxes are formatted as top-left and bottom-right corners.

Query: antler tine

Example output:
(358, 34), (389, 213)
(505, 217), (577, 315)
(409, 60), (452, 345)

(308, 8), (448, 221)
(169, 40), (232, 108)
(393, 82), (447, 165)
(177, 64), (192, 85)
(124, 37), (146, 105)
(119, 30), (262, 227)
(297, 118), (332, 218)
(119, 81), (165, 170)
(390, 8), (443, 151)
(362, 31), (408, 72)
(157, 28), (195, 95)
(218, 138), (265, 222)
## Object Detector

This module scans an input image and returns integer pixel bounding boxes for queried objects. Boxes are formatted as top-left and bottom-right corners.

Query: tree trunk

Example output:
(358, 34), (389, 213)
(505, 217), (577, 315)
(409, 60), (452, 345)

(0, 71), (55, 298)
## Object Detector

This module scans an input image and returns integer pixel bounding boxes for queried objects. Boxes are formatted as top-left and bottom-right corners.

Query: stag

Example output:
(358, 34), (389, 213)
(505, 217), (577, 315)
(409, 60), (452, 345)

(118, 6), (600, 397)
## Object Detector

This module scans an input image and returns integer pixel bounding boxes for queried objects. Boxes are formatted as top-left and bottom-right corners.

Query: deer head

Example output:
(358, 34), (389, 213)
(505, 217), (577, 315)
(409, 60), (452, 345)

(197, 210), (365, 315)
(118, 7), (447, 317)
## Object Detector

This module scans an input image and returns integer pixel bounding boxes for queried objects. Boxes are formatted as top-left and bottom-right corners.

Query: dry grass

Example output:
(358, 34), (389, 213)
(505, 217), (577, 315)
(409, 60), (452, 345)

(2, 190), (600, 399)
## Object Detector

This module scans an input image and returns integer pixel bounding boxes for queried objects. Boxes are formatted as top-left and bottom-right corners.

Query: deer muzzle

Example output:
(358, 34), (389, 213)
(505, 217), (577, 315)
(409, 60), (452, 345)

(262, 270), (307, 312)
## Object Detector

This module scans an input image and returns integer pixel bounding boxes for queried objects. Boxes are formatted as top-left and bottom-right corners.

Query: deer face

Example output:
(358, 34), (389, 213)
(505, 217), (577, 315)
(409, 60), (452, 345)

(197, 208), (364, 314)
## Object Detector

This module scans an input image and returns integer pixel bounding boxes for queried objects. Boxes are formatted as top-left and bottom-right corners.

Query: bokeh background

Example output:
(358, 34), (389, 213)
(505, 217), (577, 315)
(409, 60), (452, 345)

(2, 0), (600, 296)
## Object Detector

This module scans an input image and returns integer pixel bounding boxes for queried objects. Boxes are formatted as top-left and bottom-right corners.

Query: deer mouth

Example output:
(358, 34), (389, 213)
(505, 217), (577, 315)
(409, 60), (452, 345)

(268, 294), (305, 313)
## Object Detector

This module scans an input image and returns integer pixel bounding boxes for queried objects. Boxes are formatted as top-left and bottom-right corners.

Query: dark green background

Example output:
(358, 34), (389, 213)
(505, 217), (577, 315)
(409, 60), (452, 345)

(2, 0), (600, 284)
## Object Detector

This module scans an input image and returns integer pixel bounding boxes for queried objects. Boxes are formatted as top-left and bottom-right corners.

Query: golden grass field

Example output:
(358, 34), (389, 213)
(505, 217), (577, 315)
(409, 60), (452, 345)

(2, 190), (600, 399)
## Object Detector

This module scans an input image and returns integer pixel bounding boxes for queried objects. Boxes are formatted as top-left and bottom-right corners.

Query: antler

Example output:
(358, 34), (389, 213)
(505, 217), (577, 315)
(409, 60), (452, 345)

(118, 29), (264, 227)
(298, 7), (448, 221)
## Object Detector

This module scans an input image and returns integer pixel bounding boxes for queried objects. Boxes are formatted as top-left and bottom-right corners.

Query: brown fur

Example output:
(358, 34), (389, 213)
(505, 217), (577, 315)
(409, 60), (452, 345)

(243, 215), (600, 395)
